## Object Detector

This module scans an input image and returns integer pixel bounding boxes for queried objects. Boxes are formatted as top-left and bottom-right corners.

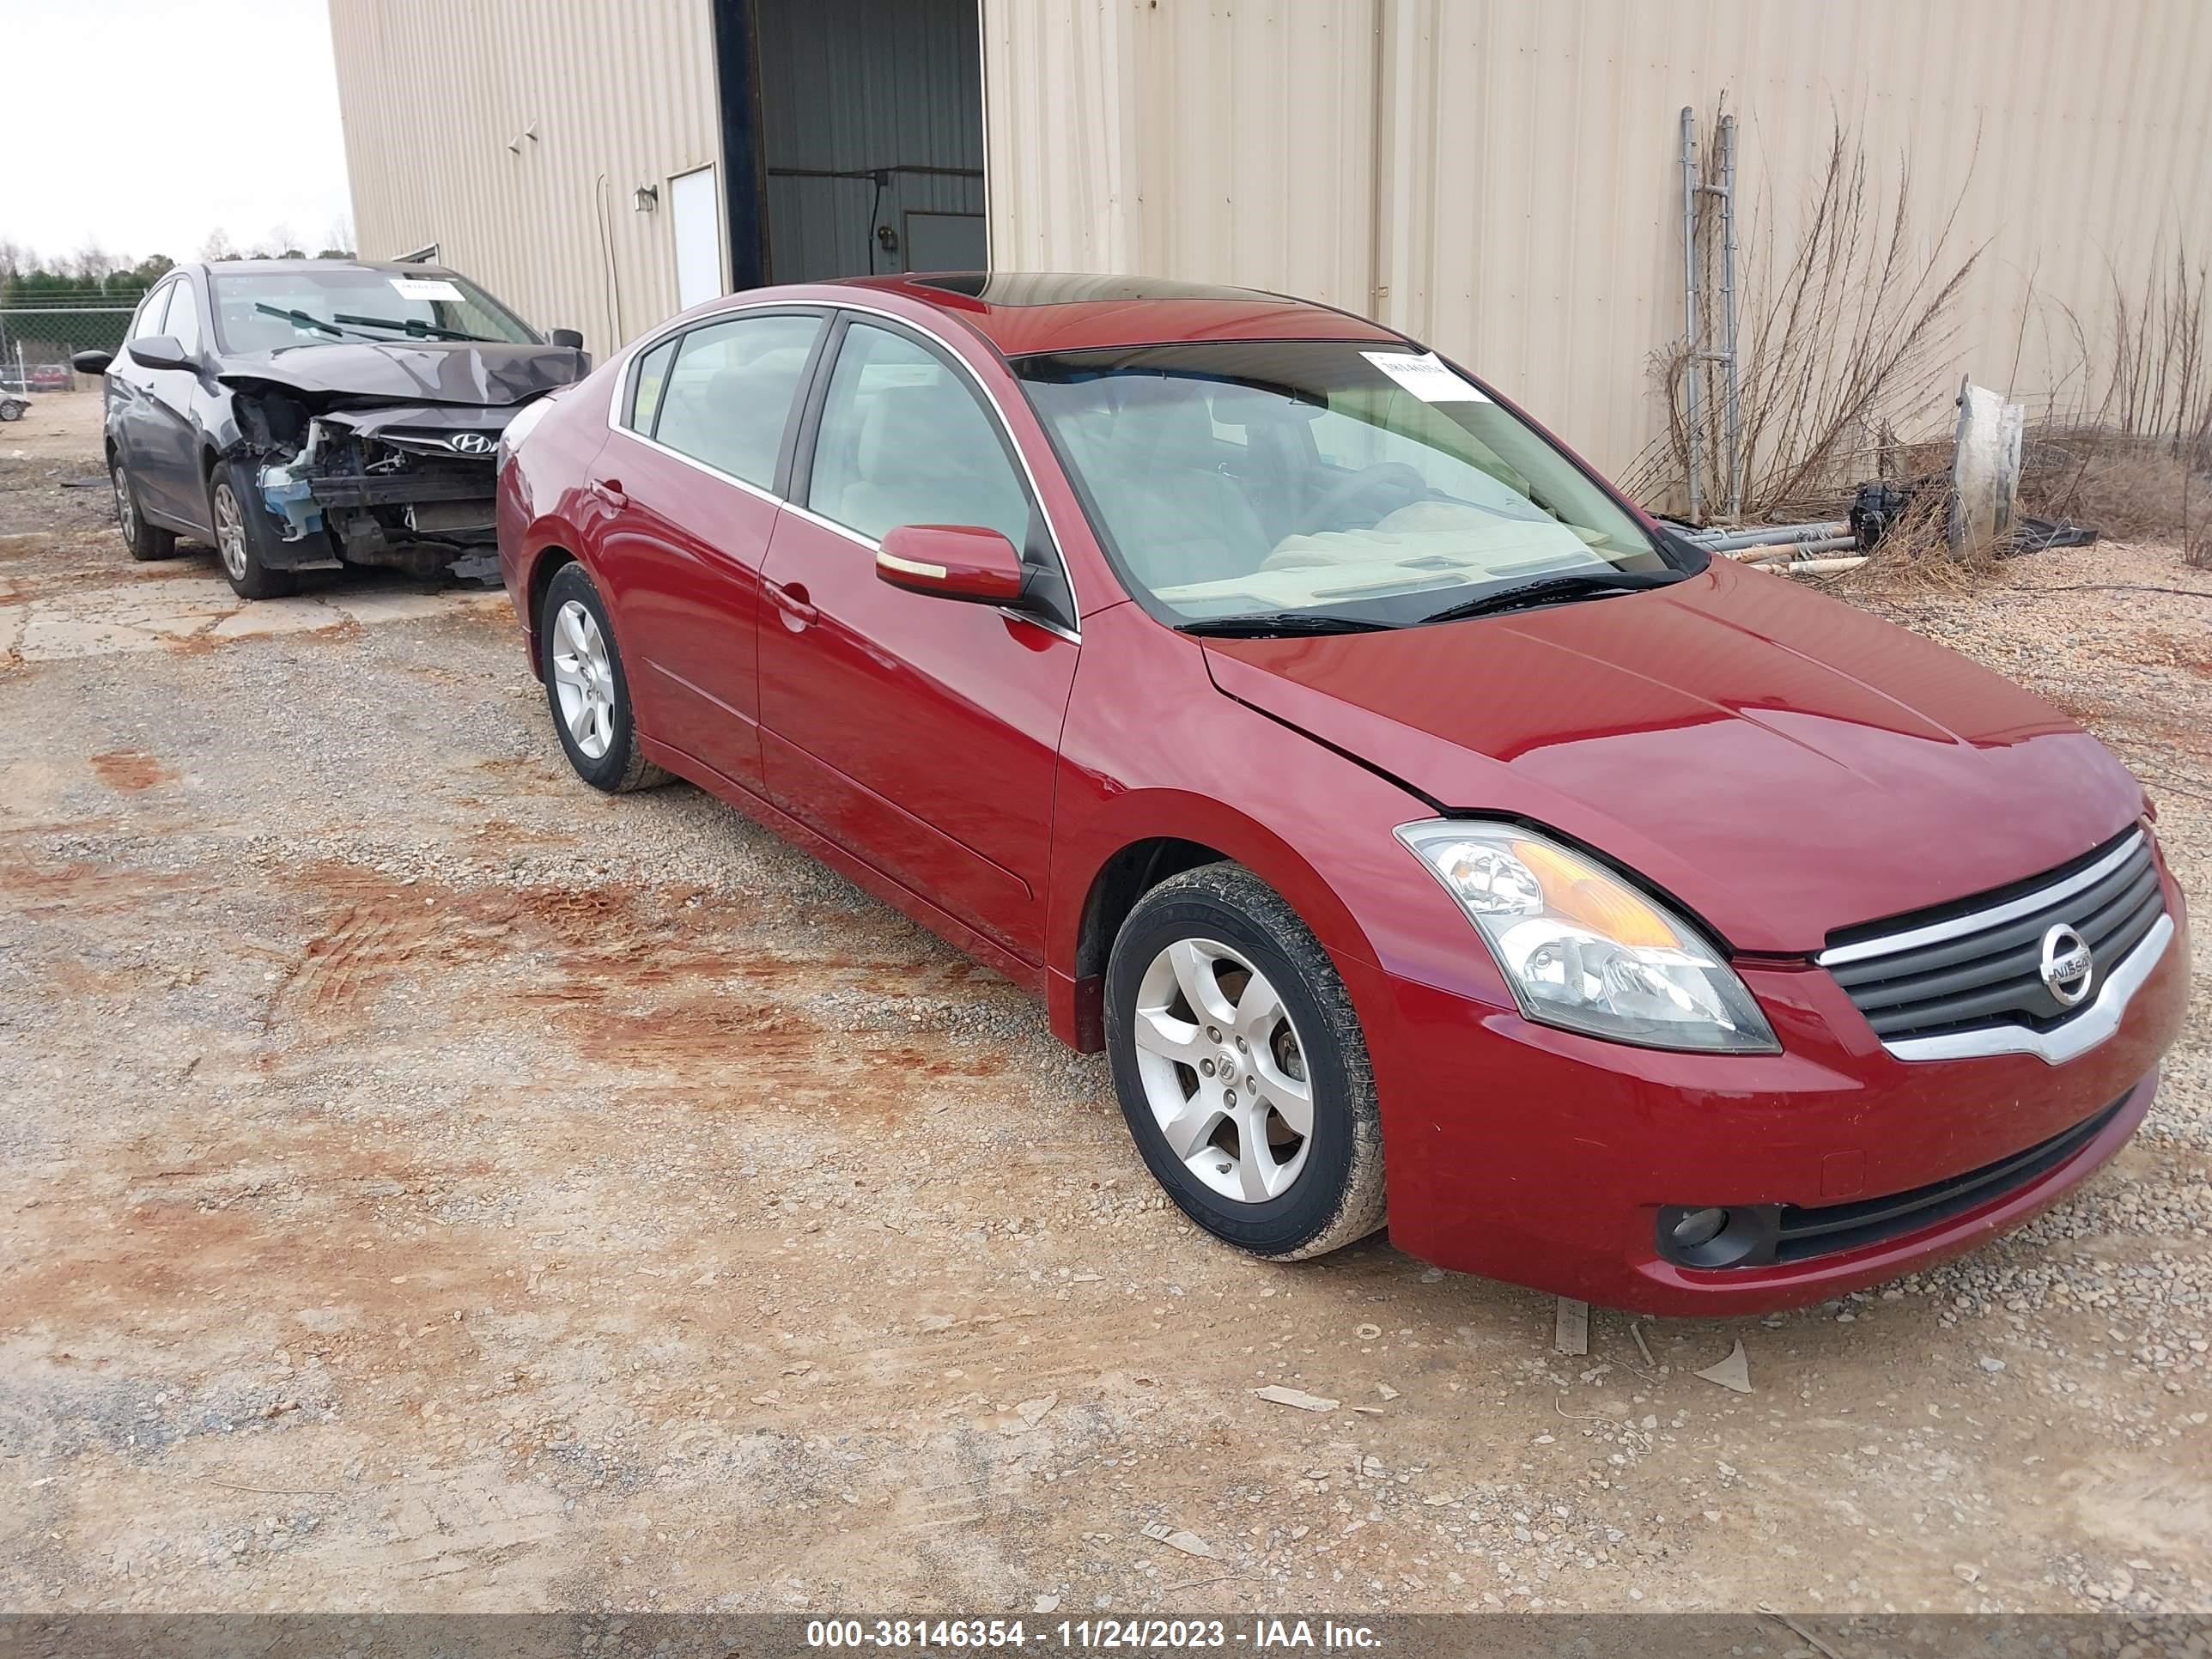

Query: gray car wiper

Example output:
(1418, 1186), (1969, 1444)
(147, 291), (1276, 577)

(332, 311), (498, 343)
(1417, 568), (1688, 625)
(1176, 611), (1396, 637)
(254, 303), (357, 339)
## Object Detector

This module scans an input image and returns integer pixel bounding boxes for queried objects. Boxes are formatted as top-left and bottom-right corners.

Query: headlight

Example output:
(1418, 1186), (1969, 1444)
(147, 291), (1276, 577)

(1395, 819), (1778, 1054)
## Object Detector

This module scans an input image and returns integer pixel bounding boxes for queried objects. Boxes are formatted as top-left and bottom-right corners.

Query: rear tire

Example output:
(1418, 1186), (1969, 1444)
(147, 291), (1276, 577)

(540, 562), (670, 793)
(112, 456), (179, 562)
(209, 459), (297, 600)
(1104, 862), (1388, 1260)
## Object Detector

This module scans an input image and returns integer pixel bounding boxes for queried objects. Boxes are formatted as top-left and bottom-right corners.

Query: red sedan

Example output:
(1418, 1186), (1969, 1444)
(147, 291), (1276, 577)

(495, 273), (2188, 1314)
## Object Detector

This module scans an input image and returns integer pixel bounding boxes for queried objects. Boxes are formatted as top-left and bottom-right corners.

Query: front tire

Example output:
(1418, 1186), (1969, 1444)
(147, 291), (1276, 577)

(540, 562), (670, 793)
(1104, 862), (1388, 1260)
(112, 456), (179, 562)
(209, 459), (297, 599)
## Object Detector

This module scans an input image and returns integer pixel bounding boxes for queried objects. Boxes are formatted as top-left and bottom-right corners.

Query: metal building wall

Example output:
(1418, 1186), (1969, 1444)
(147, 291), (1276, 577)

(753, 0), (986, 283)
(986, 0), (2212, 480)
(328, 0), (722, 358)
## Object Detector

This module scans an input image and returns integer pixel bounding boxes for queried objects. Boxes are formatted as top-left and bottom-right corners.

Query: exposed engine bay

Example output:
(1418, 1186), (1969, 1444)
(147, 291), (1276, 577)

(218, 342), (586, 580)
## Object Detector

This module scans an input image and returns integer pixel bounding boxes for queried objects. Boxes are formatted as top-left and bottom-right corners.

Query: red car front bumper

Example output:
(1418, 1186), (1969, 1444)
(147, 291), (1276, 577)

(1346, 870), (2191, 1316)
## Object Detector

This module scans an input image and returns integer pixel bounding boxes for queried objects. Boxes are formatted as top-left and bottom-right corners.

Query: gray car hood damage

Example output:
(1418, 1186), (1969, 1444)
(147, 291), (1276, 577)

(218, 342), (587, 409)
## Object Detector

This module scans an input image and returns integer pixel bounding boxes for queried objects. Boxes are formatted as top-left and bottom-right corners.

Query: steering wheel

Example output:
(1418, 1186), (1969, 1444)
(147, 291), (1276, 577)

(1295, 462), (1431, 536)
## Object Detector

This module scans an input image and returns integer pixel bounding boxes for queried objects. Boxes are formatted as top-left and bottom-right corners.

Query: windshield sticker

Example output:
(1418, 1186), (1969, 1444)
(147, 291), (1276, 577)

(390, 276), (464, 302)
(1360, 350), (1490, 403)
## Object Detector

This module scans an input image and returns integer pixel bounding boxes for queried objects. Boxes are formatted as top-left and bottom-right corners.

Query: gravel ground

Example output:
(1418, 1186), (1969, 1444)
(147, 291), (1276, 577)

(2, 407), (2209, 1616)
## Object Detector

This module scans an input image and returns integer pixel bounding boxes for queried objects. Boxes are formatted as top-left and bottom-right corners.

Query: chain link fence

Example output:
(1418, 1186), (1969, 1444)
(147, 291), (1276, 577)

(0, 303), (136, 394)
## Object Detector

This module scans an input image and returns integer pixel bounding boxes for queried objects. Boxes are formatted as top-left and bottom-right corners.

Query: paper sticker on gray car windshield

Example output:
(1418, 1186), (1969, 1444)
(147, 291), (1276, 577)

(1360, 350), (1490, 403)
(391, 276), (465, 302)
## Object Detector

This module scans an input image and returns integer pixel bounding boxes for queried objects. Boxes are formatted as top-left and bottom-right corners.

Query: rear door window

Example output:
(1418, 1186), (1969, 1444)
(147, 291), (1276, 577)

(648, 313), (823, 489)
(627, 336), (678, 436)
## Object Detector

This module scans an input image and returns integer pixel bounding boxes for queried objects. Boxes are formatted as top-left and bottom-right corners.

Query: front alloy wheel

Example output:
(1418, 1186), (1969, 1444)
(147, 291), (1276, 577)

(207, 462), (296, 599)
(1105, 862), (1388, 1260)
(1132, 938), (1315, 1203)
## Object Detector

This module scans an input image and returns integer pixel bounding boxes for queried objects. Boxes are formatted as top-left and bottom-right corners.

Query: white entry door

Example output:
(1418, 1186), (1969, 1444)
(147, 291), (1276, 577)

(670, 166), (724, 310)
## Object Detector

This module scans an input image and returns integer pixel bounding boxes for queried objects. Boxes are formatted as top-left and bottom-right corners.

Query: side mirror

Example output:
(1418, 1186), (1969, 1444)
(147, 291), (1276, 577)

(126, 335), (196, 372)
(550, 327), (586, 349)
(71, 349), (114, 376)
(876, 524), (1027, 605)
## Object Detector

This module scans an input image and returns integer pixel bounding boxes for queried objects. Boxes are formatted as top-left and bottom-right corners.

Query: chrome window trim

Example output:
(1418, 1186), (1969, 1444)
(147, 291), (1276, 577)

(1814, 830), (2147, 969)
(1879, 912), (2172, 1065)
(600, 295), (1083, 635)
(617, 424), (786, 509)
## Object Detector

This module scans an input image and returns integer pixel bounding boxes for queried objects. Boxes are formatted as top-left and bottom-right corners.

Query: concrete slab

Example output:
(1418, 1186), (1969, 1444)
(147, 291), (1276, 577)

(208, 598), (346, 639)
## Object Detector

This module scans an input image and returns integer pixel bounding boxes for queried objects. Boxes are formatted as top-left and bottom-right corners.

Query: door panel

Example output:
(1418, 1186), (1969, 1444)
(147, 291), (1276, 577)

(757, 313), (1078, 959)
(757, 510), (1076, 960)
(142, 280), (210, 524)
(588, 441), (779, 788)
(589, 310), (827, 790)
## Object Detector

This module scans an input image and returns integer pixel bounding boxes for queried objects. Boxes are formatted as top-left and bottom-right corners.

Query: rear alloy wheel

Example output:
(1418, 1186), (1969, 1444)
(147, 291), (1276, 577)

(540, 562), (669, 793)
(112, 457), (178, 562)
(208, 461), (297, 600)
(1105, 862), (1387, 1259)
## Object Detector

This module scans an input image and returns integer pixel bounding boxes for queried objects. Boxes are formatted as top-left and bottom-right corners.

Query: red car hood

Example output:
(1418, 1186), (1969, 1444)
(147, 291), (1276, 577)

(1200, 559), (2144, 954)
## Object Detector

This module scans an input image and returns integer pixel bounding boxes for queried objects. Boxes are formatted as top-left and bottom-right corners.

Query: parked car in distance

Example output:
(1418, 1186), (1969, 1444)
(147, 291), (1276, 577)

(30, 363), (70, 392)
(495, 272), (2189, 1314)
(73, 259), (588, 598)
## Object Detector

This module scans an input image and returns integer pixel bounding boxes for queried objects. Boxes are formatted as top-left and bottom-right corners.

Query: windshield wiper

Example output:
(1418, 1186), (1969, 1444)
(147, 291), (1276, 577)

(254, 303), (356, 339)
(1417, 568), (1688, 625)
(1176, 612), (1396, 638)
(331, 311), (498, 343)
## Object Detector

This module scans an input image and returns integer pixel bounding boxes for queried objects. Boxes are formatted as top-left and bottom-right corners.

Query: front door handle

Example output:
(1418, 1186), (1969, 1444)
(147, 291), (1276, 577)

(587, 476), (627, 508)
(767, 579), (818, 631)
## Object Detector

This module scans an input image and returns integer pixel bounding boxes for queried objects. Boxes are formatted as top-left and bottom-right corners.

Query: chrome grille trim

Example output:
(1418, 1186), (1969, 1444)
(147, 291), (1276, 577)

(1880, 914), (2172, 1063)
(1817, 829), (2170, 1064)
(1816, 830), (2146, 969)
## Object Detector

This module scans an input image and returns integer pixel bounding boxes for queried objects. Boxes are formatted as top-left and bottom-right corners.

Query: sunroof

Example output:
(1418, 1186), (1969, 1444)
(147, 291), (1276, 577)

(911, 272), (1269, 306)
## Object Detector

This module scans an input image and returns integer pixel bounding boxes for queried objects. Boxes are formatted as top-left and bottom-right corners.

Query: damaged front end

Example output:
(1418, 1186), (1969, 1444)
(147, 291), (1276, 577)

(220, 343), (585, 581)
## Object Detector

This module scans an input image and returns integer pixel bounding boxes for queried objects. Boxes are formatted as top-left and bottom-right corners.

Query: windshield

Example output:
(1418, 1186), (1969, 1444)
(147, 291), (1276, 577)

(1012, 341), (1681, 628)
(210, 268), (539, 353)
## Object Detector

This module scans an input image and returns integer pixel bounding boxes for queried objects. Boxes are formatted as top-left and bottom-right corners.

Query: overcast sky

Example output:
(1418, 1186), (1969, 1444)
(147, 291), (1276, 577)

(8, 0), (353, 264)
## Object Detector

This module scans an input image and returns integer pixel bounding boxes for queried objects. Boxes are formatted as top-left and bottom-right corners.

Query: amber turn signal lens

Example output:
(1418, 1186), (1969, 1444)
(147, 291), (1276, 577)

(1510, 837), (1680, 950)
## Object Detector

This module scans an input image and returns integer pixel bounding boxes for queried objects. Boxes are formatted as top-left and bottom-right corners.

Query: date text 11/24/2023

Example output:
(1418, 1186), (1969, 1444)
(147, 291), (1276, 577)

(805, 1619), (1385, 1650)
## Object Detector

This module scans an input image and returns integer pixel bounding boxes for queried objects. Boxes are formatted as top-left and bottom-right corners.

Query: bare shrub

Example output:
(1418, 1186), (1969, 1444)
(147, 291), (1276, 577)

(2013, 241), (2212, 559)
(1624, 112), (1984, 525)
(2018, 432), (2205, 542)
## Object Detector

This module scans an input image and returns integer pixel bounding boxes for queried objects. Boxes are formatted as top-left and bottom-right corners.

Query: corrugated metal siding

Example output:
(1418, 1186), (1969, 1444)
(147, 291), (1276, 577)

(987, 0), (2212, 477)
(754, 0), (986, 283)
(985, 0), (1373, 306)
(329, 0), (720, 357)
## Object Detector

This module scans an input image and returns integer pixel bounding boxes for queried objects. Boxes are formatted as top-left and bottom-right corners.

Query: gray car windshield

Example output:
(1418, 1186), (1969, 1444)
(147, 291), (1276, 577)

(210, 269), (538, 352)
(1012, 341), (1679, 629)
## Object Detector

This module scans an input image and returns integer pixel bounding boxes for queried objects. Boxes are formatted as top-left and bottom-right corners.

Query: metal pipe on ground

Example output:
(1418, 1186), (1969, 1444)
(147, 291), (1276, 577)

(1683, 520), (1850, 553)
(1725, 535), (1860, 562)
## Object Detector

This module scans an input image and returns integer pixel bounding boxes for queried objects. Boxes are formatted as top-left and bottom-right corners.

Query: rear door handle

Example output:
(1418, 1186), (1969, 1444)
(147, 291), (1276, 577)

(587, 476), (627, 508)
(767, 579), (818, 630)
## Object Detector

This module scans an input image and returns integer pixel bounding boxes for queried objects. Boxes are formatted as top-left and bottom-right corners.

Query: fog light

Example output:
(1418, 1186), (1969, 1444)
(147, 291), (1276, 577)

(1670, 1206), (1729, 1249)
